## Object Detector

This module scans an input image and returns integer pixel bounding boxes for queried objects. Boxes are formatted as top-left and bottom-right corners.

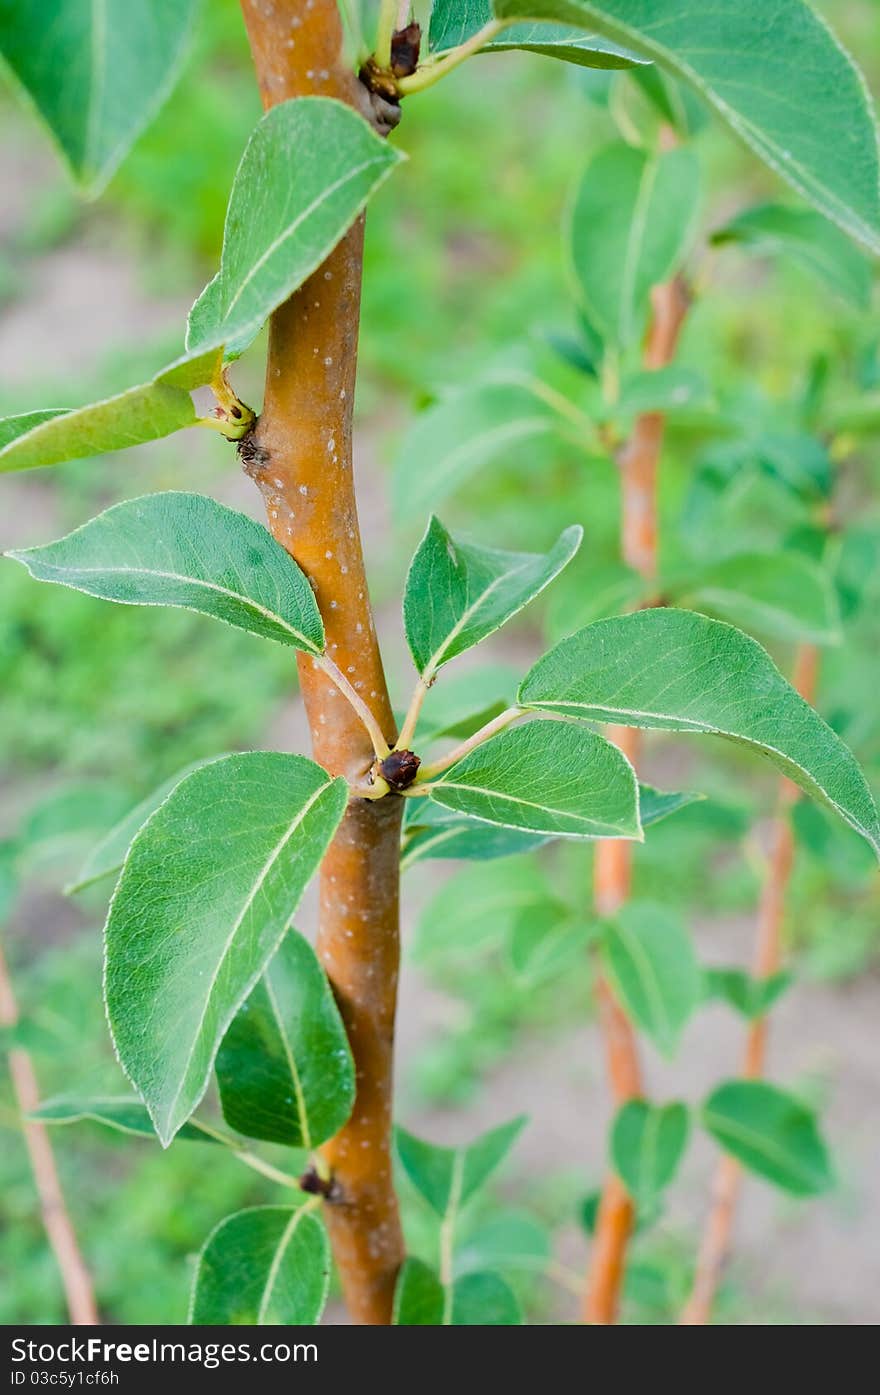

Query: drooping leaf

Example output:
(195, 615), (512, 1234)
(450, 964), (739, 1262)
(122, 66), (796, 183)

(8, 492), (325, 654)
(429, 719), (642, 839)
(190, 1205), (330, 1324)
(28, 1095), (219, 1143)
(402, 780), (695, 869)
(187, 98), (403, 357)
(430, 0), (641, 69)
(678, 551), (841, 646)
(702, 1080), (834, 1196)
(392, 381), (562, 522)
(0, 0), (199, 194)
(519, 609), (880, 853)
(451, 1271), (522, 1324)
(393, 1258), (446, 1325)
(610, 1099), (690, 1206)
(0, 348), (220, 472)
(402, 801), (549, 869)
(494, 0), (880, 254)
(70, 757), (226, 894)
(404, 516), (582, 677)
(703, 968), (793, 1021)
(601, 901), (701, 1057)
(105, 753), (348, 1146)
(568, 141), (700, 347)
(215, 930), (354, 1149)
(396, 1116), (526, 1218)
(713, 203), (873, 308)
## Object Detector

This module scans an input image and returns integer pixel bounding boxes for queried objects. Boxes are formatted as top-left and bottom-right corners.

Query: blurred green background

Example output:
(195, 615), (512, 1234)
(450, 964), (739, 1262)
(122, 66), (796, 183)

(1, 0), (879, 1326)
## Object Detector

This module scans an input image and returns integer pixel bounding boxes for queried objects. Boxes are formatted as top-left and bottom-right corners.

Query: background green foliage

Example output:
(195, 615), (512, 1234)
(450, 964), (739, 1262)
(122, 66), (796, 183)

(1, 0), (878, 1325)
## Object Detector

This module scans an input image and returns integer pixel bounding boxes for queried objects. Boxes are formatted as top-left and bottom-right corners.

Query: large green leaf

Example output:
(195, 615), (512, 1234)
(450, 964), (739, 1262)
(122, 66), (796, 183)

(702, 1080), (834, 1196)
(392, 381), (561, 522)
(493, 0), (880, 255)
(519, 609), (880, 853)
(0, 0), (199, 194)
(396, 1117), (526, 1218)
(29, 1095), (218, 1143)
(429, 719), (641, 839)
(610, 1099), (690, 1206)
(568, 142), (699, 347)
(430, 0), (641, 68)
(713, 203), (873, 308)
(404, 516), (581, 678)
(601, 901), (701, 1057)
(190, 1205), (330, 1324)
(8, 492), (325, 655)
(105, 753), (348, 1146)
(70, 758), (225, 894)
(0, 349), (221, 473)
(393, 1258), (446, 1325)
(187, 97), (403, 357)
(679, 551), (841, 646)
(215, 930), (354, 1149)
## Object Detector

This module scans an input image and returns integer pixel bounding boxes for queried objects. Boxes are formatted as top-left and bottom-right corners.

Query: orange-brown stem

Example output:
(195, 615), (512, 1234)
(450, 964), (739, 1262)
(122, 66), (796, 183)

(584, 277), (690, 1326)
(239, 0), (404, 1323)
(680, 643), (818, 1325)
(0, 945), (98, 1324)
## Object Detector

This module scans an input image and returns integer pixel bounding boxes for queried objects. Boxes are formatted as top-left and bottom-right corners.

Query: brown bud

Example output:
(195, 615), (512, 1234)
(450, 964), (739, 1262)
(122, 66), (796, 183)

(378, 748), (421, 792)
(390, 23), (421, 78)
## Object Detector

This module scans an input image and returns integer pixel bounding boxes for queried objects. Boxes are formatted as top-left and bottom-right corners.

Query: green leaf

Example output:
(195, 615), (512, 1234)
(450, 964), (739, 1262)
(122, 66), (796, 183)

(393, 1258), (446, 1325)
(396, 1116), (526, 1218)
(610, 1099), (690, 1206)
(679, 551), (841, 646)
(29, 1095), (218, 1143)
(568, 142), (699, 348)
(8, 492), (325, 655)
(601, 901), (701, 1057)
(215, 930), (354, 1149)
(494, 0), (880, 255)
(451, 1271), (522, 1324)
(615, 366), (710, 420)
(392, 381), (561, 522)
(0, 348), (220, 472)
(187, 97), (403, 357)
(510, 901), (592, 983)
(402, 801), (548, 869)
(703, 968), (793, 1021)
(518, 609), (880, 854)
(190, 1205), (330, 1324)
(402, 780), (695, 869)
(105, 752), (348, 1146)
(70, 758), (226, 894)
(431, 0), (641, 69)
(404, 516), (582, 678)
(630, 65), (709, 139)
(713, 203), (873, 308)
(455, 1209), (551, 1278)
(702, 1080), (834, 1196)
(0, 841), (16, 924)
(0, 0), (199, 195)
(429, 719), (641, 840)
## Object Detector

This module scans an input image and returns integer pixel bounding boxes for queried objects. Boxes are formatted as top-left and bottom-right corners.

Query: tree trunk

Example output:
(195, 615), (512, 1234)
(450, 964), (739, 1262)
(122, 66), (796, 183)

(239, 0), (405, 1324)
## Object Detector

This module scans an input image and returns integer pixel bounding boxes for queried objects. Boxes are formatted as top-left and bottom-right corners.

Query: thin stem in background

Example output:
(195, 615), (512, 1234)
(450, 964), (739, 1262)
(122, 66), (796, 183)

(0, 944), (98, 1325)
(584, 272), (691, 1326)
(680, 642), (818, 1325)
